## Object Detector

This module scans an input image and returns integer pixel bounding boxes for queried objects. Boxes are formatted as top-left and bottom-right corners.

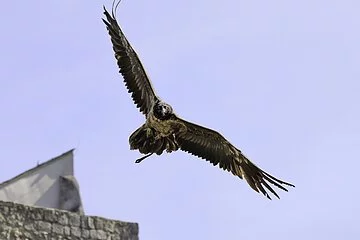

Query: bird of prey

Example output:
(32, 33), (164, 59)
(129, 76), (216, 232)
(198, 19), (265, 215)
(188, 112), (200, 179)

(102, 4), (294, 200)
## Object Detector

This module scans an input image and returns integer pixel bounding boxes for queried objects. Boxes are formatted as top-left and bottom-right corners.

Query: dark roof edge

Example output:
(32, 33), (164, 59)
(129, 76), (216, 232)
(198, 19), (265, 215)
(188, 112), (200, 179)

(0, 148), (75, 188)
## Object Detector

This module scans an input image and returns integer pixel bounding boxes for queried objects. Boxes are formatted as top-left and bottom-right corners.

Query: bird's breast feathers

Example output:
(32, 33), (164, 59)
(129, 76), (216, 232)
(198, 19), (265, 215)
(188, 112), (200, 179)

(146, 113), (186, 138)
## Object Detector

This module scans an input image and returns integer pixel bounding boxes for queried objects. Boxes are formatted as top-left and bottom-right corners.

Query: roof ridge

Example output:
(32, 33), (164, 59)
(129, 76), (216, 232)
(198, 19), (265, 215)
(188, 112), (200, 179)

(0, 149), (75, 188)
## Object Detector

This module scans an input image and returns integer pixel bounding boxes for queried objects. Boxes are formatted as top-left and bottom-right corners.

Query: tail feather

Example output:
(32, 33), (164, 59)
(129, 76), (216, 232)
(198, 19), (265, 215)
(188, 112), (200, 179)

(129, 125), (179, 155)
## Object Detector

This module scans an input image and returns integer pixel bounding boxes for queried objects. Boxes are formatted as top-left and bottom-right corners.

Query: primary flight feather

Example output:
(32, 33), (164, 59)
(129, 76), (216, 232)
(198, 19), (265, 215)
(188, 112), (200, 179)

(102, 5), (294, 200)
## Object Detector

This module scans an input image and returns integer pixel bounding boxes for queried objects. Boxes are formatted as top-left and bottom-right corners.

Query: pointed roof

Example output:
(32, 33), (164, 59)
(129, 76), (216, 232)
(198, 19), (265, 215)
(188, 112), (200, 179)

(0, 149), (75, 188)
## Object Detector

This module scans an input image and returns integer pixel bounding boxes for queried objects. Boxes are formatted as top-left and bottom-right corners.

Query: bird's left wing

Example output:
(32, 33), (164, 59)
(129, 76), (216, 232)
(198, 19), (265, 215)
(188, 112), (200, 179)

(174, 116), (295, 199)
(103, 7), (159, 117)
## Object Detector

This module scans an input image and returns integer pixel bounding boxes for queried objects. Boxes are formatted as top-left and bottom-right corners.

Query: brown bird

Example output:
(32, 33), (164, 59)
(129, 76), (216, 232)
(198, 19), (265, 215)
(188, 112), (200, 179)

(102, 3), (294, 199)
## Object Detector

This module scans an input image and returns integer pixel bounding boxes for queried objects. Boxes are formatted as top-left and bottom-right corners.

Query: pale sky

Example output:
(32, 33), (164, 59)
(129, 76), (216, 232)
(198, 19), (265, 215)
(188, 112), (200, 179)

(1, 0), (359, 239)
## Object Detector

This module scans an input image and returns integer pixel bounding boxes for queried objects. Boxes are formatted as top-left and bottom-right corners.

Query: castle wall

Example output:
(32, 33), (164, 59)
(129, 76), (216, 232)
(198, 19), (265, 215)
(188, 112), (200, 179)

(0, 201), (138, 240)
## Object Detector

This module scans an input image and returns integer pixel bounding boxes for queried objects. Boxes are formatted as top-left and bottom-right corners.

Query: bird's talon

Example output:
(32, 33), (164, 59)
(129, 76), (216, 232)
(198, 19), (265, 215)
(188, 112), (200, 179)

(135, 153), (153, 163)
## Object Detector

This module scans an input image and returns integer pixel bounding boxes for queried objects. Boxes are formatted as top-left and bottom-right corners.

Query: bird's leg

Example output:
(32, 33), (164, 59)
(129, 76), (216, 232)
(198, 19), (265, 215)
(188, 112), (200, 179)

(135, 153), (153, 163)
(172, 133), (179, 148)
(146, 128), (154, 138)
(146, 128), (159, 144)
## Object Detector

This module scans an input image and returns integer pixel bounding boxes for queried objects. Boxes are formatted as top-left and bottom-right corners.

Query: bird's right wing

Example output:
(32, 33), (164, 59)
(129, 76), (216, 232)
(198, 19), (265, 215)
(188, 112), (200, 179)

(174, 116), (295, 199)
(103, 7), (159, 116)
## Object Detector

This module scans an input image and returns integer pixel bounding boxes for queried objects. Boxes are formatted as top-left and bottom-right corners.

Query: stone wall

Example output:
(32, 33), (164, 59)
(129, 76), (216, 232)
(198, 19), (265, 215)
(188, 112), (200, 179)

(0, 201), (138, 240)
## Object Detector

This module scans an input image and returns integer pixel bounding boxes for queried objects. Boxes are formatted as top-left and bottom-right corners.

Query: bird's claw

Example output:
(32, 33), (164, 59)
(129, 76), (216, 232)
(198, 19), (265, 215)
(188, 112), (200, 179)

(135, 153), (153, 163)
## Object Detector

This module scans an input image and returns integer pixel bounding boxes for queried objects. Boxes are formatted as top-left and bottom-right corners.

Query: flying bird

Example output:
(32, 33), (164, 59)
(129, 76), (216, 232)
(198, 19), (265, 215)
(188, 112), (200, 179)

(102, 5), (294, 199)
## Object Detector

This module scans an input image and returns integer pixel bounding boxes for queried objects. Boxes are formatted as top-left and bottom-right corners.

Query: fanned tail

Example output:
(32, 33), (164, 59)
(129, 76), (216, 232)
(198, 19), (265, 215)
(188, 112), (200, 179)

(129, 125), (179, 155)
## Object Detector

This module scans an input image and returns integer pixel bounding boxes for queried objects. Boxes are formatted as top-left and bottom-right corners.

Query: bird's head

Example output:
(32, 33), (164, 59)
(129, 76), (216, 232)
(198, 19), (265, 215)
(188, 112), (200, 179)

(153, 101), (173, 120)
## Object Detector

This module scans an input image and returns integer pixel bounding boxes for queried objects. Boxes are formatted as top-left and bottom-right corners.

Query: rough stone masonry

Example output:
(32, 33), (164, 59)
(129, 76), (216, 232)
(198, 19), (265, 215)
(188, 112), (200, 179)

(0, 201), (138, 240)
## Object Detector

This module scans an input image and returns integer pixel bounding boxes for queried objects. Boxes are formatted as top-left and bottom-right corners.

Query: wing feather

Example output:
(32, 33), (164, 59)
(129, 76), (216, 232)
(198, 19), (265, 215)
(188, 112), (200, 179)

(174, 116), (295, 199)
(103, 7), (158, 116)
